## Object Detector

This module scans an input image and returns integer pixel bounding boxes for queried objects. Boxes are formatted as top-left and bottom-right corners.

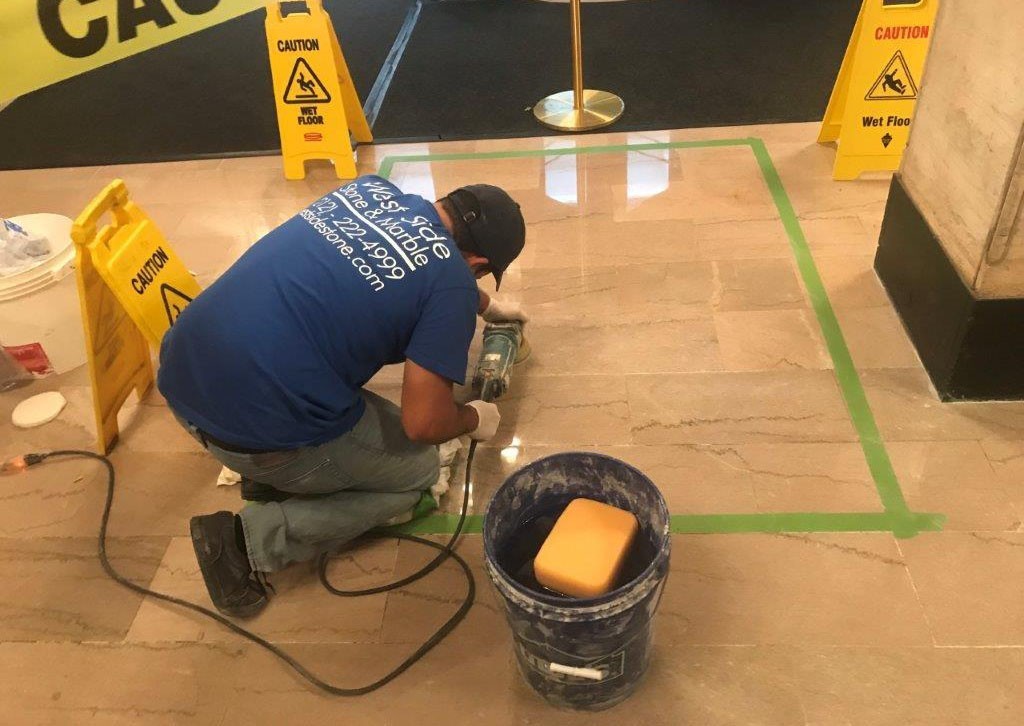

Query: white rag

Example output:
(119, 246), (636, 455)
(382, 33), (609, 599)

(216, 466), (242, 487)
(432, 438), (464, 501)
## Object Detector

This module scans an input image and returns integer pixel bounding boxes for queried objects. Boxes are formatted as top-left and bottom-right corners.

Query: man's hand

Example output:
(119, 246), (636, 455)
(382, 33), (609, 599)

(481, 297), (529, 325)
(401, 360), (492, 444)
(465, 400), (501, 441)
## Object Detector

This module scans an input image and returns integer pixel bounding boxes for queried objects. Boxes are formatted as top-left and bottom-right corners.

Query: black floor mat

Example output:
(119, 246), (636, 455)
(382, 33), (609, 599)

(0, 0), (858, 169)
(372, 0), (860, 141)
(0, 0), (412, 170)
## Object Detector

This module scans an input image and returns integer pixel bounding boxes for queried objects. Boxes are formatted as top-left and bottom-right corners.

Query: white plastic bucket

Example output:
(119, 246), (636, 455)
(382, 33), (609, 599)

(0, 214), (86, 375)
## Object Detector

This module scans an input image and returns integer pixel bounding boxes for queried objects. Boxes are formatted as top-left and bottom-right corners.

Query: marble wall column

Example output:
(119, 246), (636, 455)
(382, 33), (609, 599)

(874, 0), (1024, 400)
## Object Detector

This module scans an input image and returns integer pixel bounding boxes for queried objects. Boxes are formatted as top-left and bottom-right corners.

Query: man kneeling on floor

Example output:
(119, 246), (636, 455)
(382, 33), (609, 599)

(157, 176), (527, 618)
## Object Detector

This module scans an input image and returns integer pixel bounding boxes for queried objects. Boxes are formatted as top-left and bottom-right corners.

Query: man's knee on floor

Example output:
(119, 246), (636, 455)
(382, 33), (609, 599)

(410, 445), (441, 491)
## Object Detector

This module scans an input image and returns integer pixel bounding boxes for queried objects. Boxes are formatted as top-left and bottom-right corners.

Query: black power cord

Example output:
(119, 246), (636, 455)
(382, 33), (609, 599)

(22, 442), (478, 695)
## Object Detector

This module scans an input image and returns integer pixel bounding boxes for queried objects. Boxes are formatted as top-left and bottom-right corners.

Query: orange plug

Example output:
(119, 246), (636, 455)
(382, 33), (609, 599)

(1, 454), (45, 475)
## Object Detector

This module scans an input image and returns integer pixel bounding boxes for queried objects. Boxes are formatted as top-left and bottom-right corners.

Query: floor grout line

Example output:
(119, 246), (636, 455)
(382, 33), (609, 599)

(893, 538), (939, 647)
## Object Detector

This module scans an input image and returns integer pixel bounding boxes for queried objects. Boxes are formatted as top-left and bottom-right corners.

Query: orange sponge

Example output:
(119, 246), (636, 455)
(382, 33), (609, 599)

(533, 498), (639, 598)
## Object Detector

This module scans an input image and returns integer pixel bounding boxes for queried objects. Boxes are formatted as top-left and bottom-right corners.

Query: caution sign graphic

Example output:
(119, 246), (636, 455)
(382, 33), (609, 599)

(161, 284), (194, 327)
(283, 58), (332, 104)
(865, 51), (919, 100)
(817, 0), (939, 180)
(265, 0), (372, 180)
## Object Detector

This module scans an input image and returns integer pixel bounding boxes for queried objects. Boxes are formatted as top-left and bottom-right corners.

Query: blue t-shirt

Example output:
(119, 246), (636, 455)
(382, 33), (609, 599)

(157, 176), (479, 450)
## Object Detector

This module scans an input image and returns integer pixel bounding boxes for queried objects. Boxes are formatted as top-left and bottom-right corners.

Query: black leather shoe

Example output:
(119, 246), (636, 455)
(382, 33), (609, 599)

(189, 511), (268, 618)
(240, 478), (293, 502)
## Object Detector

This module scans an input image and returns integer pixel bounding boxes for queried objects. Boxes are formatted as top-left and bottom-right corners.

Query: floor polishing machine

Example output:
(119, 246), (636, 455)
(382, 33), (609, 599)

(2, 319), (530, 696)
(473, 321), (531, 401)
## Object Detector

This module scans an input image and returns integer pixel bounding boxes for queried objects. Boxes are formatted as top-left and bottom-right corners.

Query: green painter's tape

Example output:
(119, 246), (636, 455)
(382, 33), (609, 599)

(390, 511), (943, 537)
(669, 511), (943, 536)
(747, 139), (912, 517)
(376, 139), (946, 538)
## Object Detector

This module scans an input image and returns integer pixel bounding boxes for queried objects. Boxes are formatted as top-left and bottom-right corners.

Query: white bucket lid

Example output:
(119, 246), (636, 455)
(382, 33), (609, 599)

(0, 214), (75, 302)
(12, 391), (68, 428)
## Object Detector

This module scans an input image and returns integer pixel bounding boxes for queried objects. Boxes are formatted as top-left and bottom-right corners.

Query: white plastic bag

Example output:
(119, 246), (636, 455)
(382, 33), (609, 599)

(0, 217), (51, 277)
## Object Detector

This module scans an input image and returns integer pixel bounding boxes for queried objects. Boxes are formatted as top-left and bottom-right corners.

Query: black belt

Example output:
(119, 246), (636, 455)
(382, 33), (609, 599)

(196, 429), (274, 455)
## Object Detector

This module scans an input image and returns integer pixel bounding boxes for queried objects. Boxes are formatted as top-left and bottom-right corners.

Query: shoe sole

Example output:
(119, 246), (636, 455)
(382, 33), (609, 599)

(189, 518), (268, 619)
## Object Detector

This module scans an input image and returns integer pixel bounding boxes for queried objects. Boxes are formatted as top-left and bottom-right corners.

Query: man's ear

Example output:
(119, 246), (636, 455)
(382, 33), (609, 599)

(464, 253), (491, 274)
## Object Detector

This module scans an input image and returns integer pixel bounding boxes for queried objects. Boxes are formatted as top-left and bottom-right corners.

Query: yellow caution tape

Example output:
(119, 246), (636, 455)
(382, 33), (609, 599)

(0, 0), (266, 101)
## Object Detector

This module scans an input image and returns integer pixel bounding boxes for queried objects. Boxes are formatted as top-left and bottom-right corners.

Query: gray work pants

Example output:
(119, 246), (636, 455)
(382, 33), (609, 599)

(175, 390), (438, 572)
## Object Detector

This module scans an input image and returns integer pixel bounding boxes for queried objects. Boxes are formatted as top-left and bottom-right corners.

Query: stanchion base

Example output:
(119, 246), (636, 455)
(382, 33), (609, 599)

(533, 90), (624, 132)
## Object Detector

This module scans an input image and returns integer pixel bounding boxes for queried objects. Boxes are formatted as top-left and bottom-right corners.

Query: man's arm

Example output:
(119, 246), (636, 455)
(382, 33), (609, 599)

(400, 359), (482, 444)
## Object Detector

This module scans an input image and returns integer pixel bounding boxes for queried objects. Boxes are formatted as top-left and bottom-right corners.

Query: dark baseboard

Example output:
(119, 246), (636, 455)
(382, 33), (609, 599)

(875, 175), (1024, 401)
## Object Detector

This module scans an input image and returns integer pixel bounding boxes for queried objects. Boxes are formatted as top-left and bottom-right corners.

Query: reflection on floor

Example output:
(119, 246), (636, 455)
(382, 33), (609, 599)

(2, 123), (1023, 725)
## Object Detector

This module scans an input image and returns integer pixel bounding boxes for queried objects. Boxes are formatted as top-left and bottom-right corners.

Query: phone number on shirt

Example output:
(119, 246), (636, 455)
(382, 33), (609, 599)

(300, 206), (403, 292)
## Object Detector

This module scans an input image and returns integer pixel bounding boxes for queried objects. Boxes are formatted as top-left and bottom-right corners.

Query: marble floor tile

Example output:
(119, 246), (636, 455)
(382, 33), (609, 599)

(127, 537), (397, 644)
(0, 641), (390, 725)
(448, 441), (897, 520)
(859, 207), (887, 241)
(0, 393), (95, 462)
(0, 536), (167, 641)
(612, 153), (777, 224)
(498, 374), (632, 447)
(799, 214), (879, 258)
(506, 644), (806, 726)
(714, 309), (830, 371)
(861, 368), (1024, 442)
(712, 258), (808, 311)
(524, 317), (722, 375)
(440, 443), (763, 517)
(887, 441), (1020, 531)
(508, 262), (716, 324)
(900, 532), (1024, 645)
(981, 439), (1024, 478)
(792, 646), (1024, 726)
(737, 442), (881, 512)
(694, 217), (793, 260)
(0, 166), (104, 218)
(981, 439), (1024, 517)
(767, 141), (893, 220)
(836, 306), (921, 369)
(0, 447), (235, 539)
(627, 370), (857, 445)
(381, 537), (504, 645)
(55, 384), (202, 455)
(813, 254), (893, 309)
(659, 533), (932, 646)
(5, 639), (1023, 726)
(524, 213), (704, 269)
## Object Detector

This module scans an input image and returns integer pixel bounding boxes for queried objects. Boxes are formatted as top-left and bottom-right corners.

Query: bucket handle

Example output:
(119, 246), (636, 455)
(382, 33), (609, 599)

(548, 663), (605, 681)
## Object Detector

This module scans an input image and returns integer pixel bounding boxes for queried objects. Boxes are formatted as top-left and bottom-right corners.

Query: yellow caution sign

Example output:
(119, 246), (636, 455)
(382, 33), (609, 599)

(818, 0), (939, 180)
(265, 1), (372, 180)
(71, 180), (202, 453)
(73, 180), (202, 346)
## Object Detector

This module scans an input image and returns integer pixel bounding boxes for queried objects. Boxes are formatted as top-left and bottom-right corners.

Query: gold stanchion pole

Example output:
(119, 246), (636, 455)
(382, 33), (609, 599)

(533, 0), (624, 132)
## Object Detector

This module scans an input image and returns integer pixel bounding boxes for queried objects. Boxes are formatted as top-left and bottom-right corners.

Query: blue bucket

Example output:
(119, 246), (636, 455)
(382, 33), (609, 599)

(483, 452), (671, 711)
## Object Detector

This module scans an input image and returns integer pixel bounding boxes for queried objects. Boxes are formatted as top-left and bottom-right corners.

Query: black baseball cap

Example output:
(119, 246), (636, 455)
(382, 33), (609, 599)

(445, 184), (525, 289)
